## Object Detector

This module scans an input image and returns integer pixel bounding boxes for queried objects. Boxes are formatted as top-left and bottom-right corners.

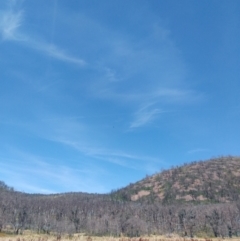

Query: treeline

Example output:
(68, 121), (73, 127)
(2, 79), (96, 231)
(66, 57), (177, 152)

(1, 183), (240, 238)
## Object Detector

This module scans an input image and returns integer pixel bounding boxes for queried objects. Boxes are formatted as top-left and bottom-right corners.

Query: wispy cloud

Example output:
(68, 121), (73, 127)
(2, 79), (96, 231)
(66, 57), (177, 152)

(0, 9), (23, 40)
(97, 87), (202, 129)
(5, 112), (162, 172)
(0, 152), (107, 194)
(130, 103), (162, 129)
(28, 40), (87, 66)
(152, 88), (194, 102)
(0, 4), (86, 66)
(53, 137), (162, 171)
(81, 17), (202, 131)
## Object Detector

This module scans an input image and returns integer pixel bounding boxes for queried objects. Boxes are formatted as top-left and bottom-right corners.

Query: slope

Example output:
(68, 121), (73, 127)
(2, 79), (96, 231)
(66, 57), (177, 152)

(111, 156), (240, 204)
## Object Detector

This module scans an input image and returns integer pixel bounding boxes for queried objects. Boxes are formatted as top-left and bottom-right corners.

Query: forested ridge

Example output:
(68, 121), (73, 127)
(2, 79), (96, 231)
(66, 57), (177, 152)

(112, 156), (240, 204)
(1, 156), (240, 238)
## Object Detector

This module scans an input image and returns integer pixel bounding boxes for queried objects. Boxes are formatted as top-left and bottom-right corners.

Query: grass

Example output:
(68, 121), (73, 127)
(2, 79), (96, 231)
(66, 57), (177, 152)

(1, 233), (240, 241)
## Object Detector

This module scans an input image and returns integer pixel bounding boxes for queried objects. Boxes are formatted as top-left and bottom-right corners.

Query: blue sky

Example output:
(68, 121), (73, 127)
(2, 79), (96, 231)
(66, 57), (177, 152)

(0, 0), (240, 194)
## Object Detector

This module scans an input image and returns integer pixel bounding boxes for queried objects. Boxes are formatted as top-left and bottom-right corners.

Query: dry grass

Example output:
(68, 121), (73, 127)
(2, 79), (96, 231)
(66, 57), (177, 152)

(1, 234), (240, 241)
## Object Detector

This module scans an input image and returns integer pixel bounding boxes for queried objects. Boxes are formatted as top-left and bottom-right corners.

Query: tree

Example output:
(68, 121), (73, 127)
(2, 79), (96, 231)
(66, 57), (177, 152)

(206, 209), (220, 237)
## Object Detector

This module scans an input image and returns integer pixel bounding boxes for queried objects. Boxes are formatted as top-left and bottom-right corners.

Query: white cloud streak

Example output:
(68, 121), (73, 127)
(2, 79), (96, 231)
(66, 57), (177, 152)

(80, 18), (202, 130)
(30, 41), (87, 66)
(0, 153), (107, 194)
(53, 137), (161, 170)
(0, 9), (23, 40)
(6, 112), (162, 172)
(130, 103), (162, 129)
(0, 6), (86, 66)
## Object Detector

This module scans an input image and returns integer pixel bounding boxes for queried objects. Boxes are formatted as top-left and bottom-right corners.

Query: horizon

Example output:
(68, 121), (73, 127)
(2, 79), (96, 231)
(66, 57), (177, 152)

(1, 155), (240, 195)
(1, 0), (240, 194)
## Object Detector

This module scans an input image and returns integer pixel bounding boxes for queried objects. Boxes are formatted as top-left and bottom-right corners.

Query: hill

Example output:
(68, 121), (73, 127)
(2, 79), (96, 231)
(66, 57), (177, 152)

(1, 156), (240, 237)
(111, 156), (240, 204)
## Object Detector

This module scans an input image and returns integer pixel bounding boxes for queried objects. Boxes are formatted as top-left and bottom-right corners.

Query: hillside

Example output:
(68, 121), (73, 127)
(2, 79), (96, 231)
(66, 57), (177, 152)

(1, 156), (240, 237)
(112, 156), (240, 204)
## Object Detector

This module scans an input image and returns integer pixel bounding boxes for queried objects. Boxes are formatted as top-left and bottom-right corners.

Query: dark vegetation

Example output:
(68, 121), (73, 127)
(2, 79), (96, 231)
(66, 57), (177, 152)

(1, 156), (240, 237)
